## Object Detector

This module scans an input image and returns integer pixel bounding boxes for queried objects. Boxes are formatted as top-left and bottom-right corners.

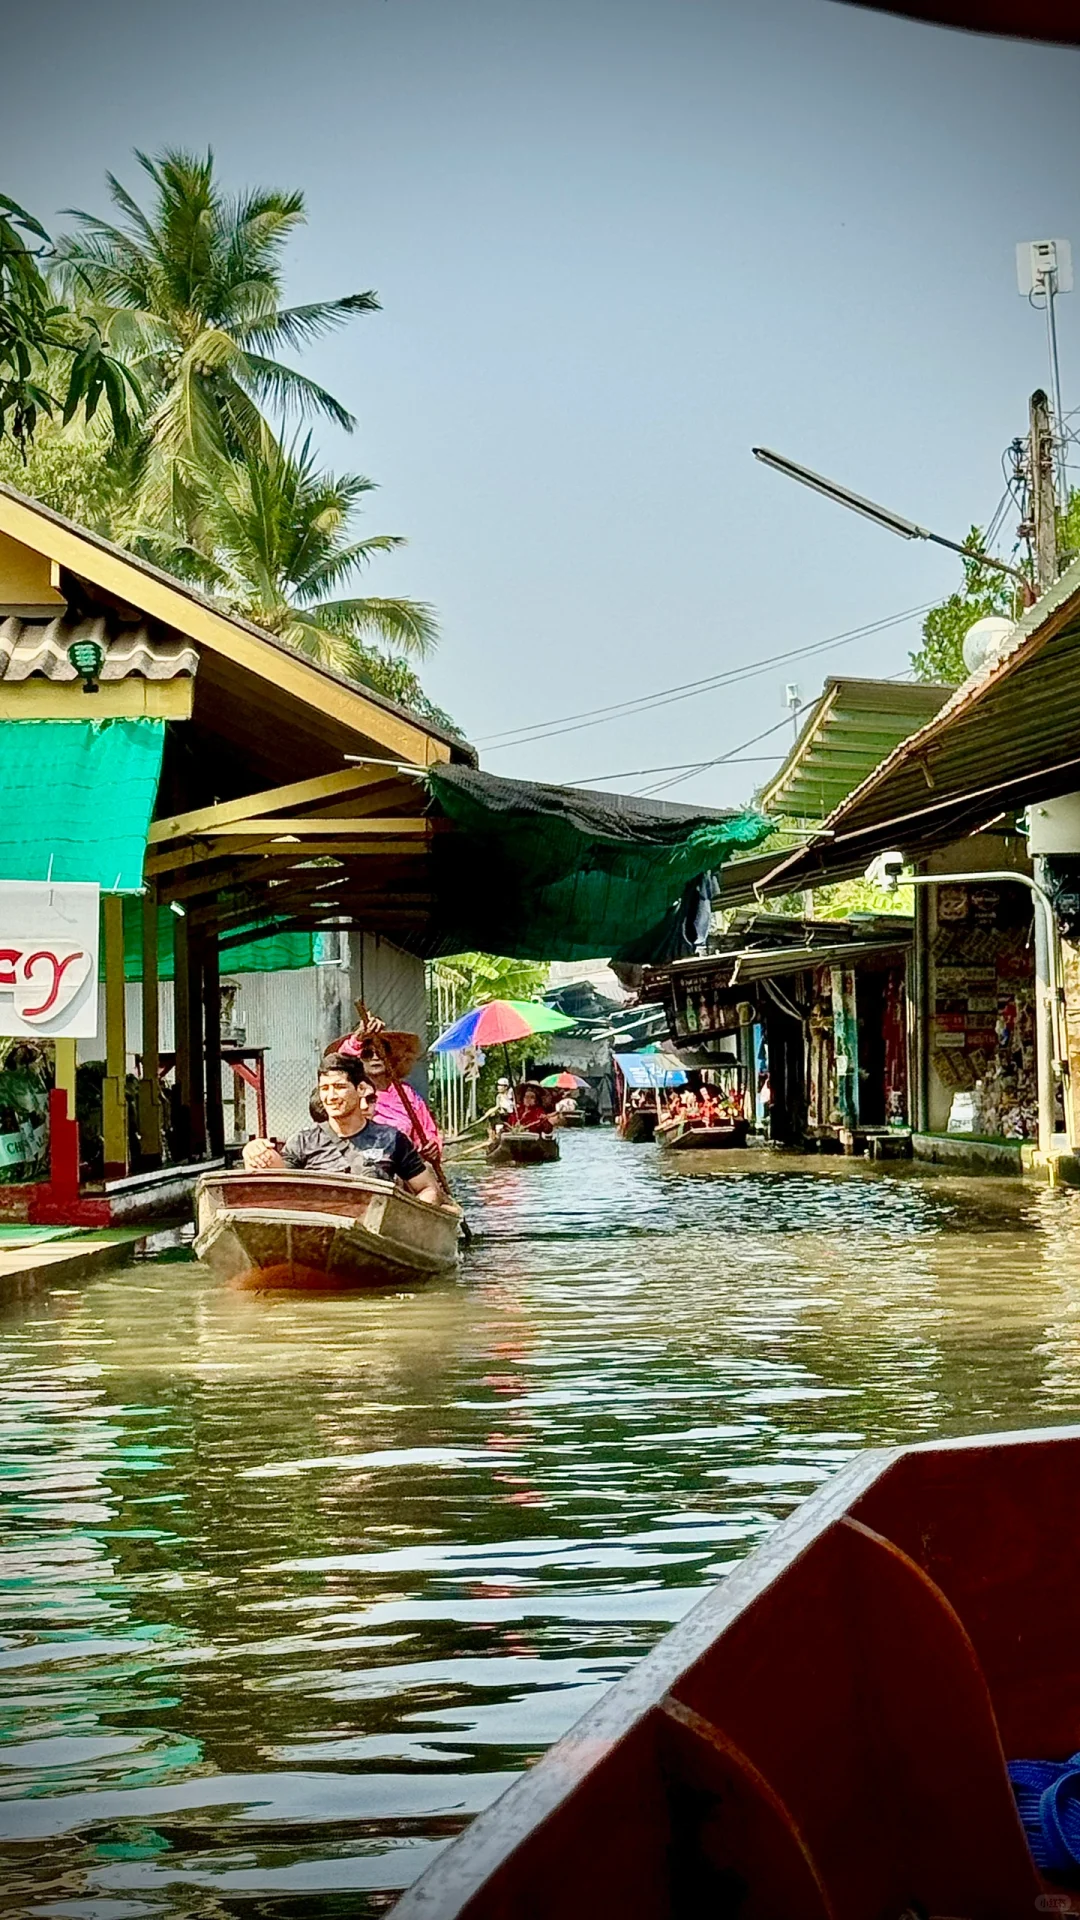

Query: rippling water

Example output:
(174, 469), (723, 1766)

(5, 1134), (1080, 1917)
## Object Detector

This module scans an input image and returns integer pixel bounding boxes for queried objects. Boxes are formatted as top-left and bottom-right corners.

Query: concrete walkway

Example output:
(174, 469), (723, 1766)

(0, 1229), (148, 1305)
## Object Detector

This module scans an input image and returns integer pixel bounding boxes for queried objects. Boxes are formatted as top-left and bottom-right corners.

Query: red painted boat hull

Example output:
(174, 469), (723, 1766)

(391, 1426), (1078, 1918)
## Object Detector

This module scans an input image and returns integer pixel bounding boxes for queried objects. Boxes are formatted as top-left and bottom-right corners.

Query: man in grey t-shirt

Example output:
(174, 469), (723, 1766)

(242, 1054), (442, 1204)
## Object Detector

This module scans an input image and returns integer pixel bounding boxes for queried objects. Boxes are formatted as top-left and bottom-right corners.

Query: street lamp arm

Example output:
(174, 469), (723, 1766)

(752, 447), (1035, 605)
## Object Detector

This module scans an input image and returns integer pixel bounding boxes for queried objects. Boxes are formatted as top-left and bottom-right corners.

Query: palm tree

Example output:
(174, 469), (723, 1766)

(145, 433), (439, 683)
(54, 149), (377, 528)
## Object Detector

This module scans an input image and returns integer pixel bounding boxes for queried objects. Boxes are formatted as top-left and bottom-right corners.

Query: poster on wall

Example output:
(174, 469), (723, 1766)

(0, 882), (100, 1038)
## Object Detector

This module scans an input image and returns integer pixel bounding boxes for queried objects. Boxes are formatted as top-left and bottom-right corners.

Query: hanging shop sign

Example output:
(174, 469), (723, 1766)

(0, 882), (100, 1038)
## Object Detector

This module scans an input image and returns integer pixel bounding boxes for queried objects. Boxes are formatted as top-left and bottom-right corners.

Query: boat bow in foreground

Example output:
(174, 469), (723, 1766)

(391, 1424), (1080, 1918)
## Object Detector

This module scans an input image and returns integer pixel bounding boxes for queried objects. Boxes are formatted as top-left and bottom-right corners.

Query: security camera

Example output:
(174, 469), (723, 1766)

(864, 851), (908, 892)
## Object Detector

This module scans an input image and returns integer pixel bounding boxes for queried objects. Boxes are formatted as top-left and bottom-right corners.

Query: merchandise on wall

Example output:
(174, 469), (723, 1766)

(929, 884), (1037, 1139)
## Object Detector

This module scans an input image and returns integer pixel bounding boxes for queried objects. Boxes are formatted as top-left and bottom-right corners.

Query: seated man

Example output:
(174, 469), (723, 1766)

(243, 1053), (443, 1204)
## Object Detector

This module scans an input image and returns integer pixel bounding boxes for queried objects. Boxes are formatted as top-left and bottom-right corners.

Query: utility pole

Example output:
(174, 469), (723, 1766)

(1029, 389), (1058, 593)
(1017, 240), (1072, 506)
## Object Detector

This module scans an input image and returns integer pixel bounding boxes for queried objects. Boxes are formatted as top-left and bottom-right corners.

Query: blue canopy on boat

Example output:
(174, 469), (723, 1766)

(613, 1050), (687, 1090)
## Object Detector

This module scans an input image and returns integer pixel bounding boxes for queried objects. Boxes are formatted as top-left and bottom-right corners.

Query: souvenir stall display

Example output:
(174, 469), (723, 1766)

(930, 885), (1038, 1140)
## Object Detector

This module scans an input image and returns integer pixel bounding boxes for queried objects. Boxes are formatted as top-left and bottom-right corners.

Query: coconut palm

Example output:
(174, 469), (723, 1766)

(53, 149), (377, 528)
(144, 433), (438, 683)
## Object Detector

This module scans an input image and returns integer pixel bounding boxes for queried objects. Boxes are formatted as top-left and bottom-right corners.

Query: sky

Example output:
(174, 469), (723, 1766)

(6, 0), (1079, 810)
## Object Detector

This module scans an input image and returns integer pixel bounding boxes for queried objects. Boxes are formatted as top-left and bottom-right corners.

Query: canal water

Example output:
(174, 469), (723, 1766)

(4, 1132), (1080, 1918)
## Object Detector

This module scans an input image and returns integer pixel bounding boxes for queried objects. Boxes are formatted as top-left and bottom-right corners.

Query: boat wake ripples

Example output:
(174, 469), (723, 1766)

(2, 1133), (1080, 1915)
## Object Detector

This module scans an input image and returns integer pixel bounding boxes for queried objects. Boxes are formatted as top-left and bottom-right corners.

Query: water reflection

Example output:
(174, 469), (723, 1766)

(3, 1135), (1080, 1915)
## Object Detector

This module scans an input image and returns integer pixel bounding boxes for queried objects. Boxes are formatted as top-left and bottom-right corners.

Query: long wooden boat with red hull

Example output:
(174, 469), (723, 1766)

(656, 1115), (749, 1151)
(391, 1425), (1080, 1920)
(193, 1170), (461, 1288)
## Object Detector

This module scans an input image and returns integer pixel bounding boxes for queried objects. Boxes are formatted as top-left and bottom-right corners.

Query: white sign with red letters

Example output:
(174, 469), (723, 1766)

(0, 882), (100, 1037)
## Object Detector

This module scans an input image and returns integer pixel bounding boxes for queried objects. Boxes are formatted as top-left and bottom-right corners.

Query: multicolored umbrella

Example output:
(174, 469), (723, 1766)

(430, 999), (576, 1055)
(540, 1071), (590, 1090)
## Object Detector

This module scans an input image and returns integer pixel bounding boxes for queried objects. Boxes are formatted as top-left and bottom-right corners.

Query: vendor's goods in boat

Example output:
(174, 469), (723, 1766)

(391, 1424), (1080, 1919)
(485, 1128), (560, 1166)
(193, 1170), (461, 1288)
(656, 1115), (749, 1150)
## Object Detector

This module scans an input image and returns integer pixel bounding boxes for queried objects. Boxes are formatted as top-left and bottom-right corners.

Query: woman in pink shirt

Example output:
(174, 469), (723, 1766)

(347, 1036), (442, 1161)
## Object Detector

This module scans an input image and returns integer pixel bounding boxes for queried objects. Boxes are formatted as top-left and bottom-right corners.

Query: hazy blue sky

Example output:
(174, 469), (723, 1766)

(6, 0), (1079, 807)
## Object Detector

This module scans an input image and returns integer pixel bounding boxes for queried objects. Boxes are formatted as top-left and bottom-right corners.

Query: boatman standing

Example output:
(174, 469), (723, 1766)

(242, 1053), (443, 1204)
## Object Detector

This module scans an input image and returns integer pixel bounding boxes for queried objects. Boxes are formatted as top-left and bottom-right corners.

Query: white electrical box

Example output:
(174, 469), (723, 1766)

(1017, 239), (1073, 297)
(1028, 793), (1080, 856)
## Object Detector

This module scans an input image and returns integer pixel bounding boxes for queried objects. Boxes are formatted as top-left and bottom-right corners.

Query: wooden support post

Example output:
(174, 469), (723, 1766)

(1059, 933), (1080, 1152)
(54, 1037), (77, 1122)
(173, 910), (193, 1162)
(187, 927), (206, 1159)
(203, 929), (224, 1158)
(102, 895), (129, 1181)
(50, 1037), (80, 1201)
(830, 965), (858, 1135)
(138, 889), (162, 1166)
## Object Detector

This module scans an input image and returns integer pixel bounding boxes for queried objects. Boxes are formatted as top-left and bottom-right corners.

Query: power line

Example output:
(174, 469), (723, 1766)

(476, 604), (936, 753)
(570, 755), (782, 783)
(634, 706), (812, 798)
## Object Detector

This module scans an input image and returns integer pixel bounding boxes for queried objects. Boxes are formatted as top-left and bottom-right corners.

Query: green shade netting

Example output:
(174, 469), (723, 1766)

(115, 903), (315, 981)
(0, 718), (164, 890)
(425, 766), (772, 963)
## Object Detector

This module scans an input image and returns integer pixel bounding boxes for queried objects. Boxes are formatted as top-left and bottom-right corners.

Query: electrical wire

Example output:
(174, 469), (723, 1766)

(633, 706), (812, 798)
(569, 756), (782, 783)
(475, 603), (935, 753)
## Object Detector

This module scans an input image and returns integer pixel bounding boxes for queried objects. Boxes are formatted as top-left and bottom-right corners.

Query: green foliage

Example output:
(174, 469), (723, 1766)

(804, 875), (914, 919)
(54, 148), (378, 532)
(0, 191), (139, 452)
(908, 527), (1020, 685)
(0, 415), (125, 530)
(1059, 487), (1080, 569)
(432, 952), (550, 1006)
(3, 150), (453, 730)
(135, 431), (437, 663)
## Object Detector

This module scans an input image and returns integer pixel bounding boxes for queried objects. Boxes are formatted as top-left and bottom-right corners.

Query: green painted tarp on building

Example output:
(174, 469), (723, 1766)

(116, 903), (315, 980)
(0, 718), (165, 891)
(425, 765), (771, 962)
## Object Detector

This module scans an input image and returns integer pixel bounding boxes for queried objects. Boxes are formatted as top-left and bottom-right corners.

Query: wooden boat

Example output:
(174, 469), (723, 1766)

(656, 1115), (749, 1150)
(553, 1110), (586, 1129)
(618, 1108), (658, 1143)
(391, 1424), (1080, 1920)
(193, 1170), (461, 1288)
(485, 1128), (560, 1166)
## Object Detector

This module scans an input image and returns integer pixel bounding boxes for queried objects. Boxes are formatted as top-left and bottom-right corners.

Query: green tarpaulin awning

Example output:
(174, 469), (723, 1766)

(426, 765), (771, 962)
(0, 718), (165, 891)
(116, 902), (315, 980)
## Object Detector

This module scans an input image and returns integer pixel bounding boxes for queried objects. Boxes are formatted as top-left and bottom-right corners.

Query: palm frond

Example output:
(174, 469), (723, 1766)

(308, 595), (438, 657)
(239, 352), (357, 429)
(234, 293), (380, 354)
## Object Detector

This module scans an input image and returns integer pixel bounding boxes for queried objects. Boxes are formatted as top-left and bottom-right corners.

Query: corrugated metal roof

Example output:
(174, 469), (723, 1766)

(0, 615), (197, 682)
(662, 931), (911, 987)
(760, 677), (950, 818)
(761, 556), (1080, 893)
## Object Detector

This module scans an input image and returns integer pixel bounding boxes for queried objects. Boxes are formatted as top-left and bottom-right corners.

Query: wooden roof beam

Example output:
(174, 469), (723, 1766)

(149, 765), (419, 843)
(0, 487), (455, 768)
